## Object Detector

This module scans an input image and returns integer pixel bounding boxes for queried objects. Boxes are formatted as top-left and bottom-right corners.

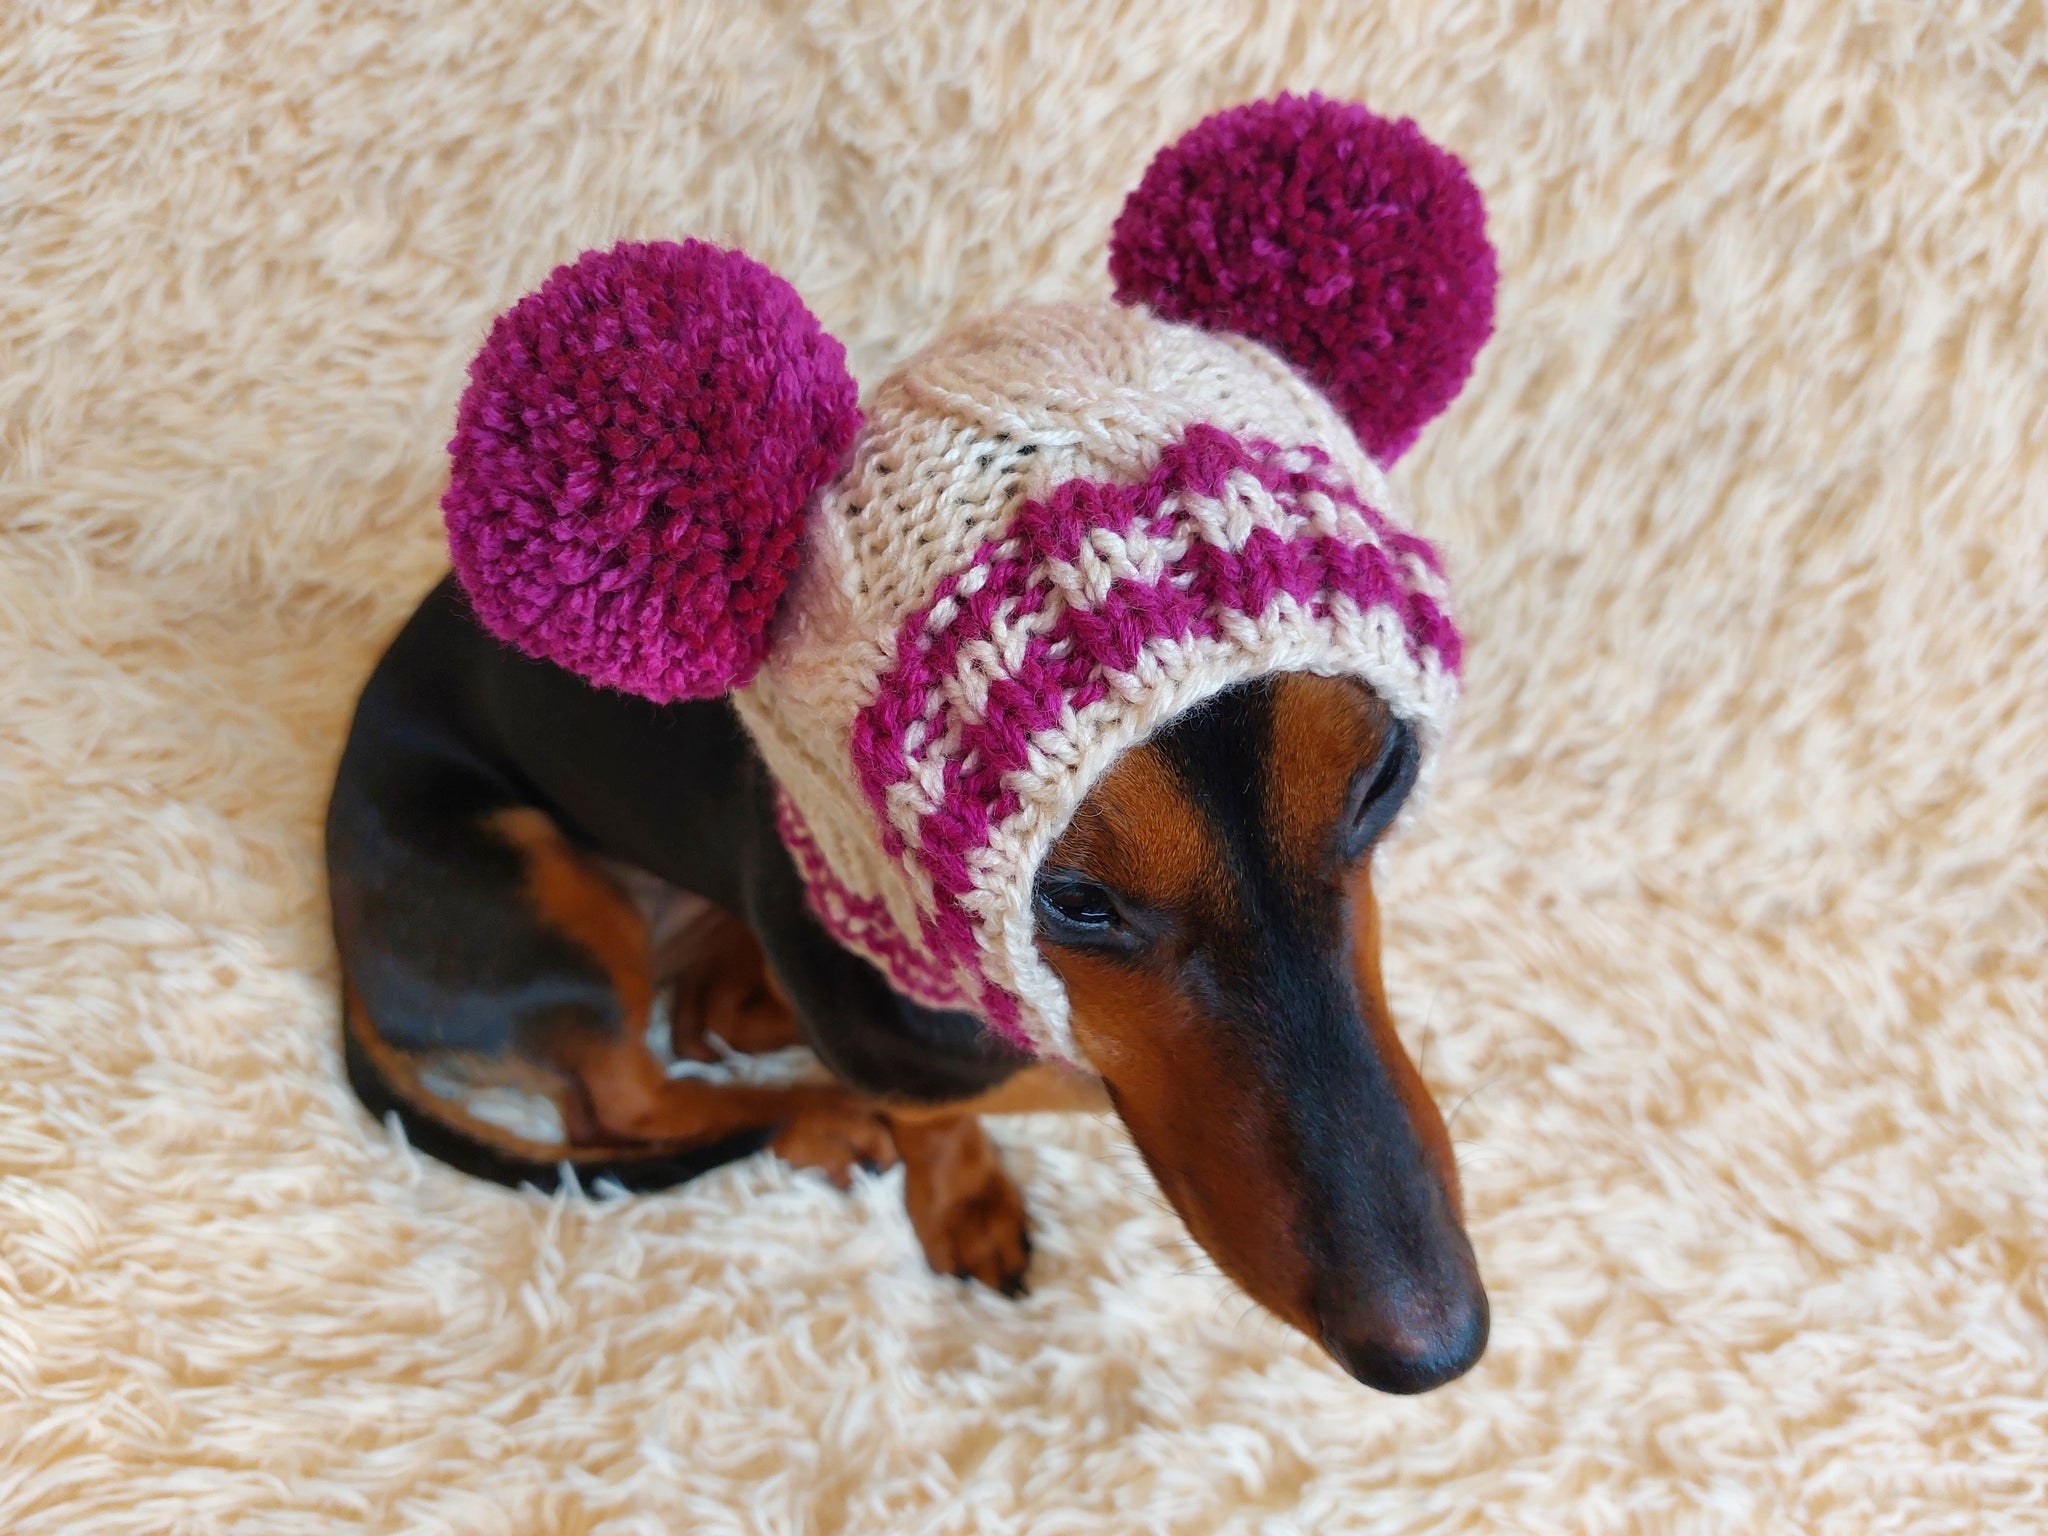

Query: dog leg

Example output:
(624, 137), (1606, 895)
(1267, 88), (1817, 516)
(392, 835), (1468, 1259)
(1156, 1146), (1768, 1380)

(536, 1020), (898, 1186)
(886, 1114), (1031, 1296)
(492, 808), (896, 1185)
(666, 906), (807, 1062)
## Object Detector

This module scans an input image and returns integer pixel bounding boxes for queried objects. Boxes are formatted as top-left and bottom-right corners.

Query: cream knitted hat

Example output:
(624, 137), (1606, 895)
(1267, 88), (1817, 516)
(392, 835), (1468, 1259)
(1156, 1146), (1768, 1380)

(442, 95), (1497, 1060)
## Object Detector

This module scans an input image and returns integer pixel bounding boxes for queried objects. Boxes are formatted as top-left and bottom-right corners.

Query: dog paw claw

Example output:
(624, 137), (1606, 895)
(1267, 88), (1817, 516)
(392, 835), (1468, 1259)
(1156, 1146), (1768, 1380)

(911, 1159), (1031, 1297)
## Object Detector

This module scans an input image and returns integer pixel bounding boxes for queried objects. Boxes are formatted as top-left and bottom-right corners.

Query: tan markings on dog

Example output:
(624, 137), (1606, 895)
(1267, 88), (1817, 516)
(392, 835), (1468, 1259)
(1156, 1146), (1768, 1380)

(1266, 678), (1462, 1215)
(489, 807), (654, 1031)
(1048, 743), (1219, 913)
(1346, 866), (1461, 1213)
(1059, 944), (1318, 1330)
(533, 1011), (899, 1181)
(886, 1114), (1032, 1293)
(342, 980), (620, 1159)
(665, 904), (803, 1061)
(1265, 673), (1389, 879)
(487, 808), (895, 1181)
(1037, 741), (1319, 1333)
(879, 1062), (1110, 1122)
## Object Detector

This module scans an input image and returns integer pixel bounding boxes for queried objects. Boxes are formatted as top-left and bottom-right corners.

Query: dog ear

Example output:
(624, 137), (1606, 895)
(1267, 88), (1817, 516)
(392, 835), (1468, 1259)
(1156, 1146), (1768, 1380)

(442, 241), (861, 702)
(1109, 94), (1496, 465)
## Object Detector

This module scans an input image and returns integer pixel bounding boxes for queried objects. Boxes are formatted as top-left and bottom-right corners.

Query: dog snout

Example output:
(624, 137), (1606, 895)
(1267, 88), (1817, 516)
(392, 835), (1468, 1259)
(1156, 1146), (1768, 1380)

(1317, 1258), (1489, 1394)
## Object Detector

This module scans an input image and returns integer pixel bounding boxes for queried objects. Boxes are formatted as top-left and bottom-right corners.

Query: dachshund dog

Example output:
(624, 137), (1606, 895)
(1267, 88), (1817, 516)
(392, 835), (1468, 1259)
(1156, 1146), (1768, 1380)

(328, 575), (1485, 1394)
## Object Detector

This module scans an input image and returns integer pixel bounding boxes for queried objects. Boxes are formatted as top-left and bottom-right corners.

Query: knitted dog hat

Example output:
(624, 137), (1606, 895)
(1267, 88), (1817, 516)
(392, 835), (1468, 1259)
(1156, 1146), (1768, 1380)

(443, 95), (1497, 1061)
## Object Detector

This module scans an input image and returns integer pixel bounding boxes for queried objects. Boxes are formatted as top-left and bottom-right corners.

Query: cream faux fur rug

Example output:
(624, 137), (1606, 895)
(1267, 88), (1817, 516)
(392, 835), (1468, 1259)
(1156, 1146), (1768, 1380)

(4, 2), (2046, 1531)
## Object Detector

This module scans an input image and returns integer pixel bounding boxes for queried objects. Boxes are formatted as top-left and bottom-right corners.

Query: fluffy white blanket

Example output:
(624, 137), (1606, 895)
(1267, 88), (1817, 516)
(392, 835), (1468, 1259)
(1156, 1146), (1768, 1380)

(4, 2), (2044, 1529)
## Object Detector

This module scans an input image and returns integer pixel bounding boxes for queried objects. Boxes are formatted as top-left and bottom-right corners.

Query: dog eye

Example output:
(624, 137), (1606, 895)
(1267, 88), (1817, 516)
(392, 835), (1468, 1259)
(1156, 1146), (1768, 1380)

(1035, 876), (1124, 937)
(1345, 718), (1418, 854)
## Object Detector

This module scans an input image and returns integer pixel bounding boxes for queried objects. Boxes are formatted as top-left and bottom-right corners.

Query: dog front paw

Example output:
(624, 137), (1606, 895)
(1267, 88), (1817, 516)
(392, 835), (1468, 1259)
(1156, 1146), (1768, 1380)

(896, 1118), (1032, 1297)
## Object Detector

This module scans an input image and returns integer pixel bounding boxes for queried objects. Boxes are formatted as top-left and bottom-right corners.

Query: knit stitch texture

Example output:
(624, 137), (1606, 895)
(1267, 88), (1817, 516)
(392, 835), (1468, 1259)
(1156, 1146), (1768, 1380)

(732, 301), (1467, 1058)
(842, 423), (1460, 1046)
(17, 3), (2039, 1522)
(1110, 94), (1496, 465)
(444, 240), (861, 701)
(442, 99), (1494, 1058)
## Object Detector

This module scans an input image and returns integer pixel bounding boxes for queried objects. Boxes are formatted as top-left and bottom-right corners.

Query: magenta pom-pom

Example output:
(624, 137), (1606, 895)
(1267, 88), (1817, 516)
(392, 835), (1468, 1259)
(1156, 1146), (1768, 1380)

(1109, 94), (1496, 464)
(442, 240), (861, 701)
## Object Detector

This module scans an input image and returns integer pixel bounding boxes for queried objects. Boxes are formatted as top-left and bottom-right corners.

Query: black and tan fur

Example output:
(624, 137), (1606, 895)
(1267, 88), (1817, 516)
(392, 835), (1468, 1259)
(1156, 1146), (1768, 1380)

(328, 575), (1484, 1391)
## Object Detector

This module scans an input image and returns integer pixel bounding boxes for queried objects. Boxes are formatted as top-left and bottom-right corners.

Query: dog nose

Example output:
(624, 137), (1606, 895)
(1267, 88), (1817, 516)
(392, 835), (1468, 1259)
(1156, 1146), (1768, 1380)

(1319, 1276), (1489, 1394)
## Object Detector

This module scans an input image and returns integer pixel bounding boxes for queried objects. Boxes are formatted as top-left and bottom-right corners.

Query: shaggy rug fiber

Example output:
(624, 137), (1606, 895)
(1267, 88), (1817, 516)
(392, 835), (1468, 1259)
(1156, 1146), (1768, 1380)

(4, 2), (2045, 1531)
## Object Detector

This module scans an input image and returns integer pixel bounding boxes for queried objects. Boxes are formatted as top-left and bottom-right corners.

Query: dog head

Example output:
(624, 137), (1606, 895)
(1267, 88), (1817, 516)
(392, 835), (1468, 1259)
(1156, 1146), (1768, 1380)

(438, 93), (1494, 1069)
(435, 96), (1496, 1387)
(1037, 671), (1483, 1393)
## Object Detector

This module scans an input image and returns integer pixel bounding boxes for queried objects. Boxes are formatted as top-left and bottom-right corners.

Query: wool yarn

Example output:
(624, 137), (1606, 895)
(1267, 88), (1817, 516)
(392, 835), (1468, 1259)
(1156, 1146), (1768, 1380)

(1110, 93), (1497, 465)
(445, 96), (1497, 1060)
(444, 239), (862, 701)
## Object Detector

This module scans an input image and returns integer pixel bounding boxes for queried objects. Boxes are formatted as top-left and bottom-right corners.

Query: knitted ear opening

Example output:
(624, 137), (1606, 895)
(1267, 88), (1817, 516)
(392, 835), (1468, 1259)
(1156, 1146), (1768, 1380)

(443, 240), (861, 701)
(1109, 94), (1497, 464)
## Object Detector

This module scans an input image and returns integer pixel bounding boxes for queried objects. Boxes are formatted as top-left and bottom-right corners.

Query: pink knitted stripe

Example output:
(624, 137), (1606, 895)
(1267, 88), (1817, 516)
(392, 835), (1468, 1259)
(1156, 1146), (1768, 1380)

(852, 429), (1450, 855)
(849, 427), (1460, 996)
(906, 524), (1450, 912)
(921, 532), (1449, 876)
(772, 792), (977, 1014)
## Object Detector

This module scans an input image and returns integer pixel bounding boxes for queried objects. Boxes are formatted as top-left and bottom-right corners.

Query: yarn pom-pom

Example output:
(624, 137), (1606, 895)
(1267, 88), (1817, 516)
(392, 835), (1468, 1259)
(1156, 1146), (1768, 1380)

(443, 240), (861, 701)
(1110, 94), (1496, 464)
